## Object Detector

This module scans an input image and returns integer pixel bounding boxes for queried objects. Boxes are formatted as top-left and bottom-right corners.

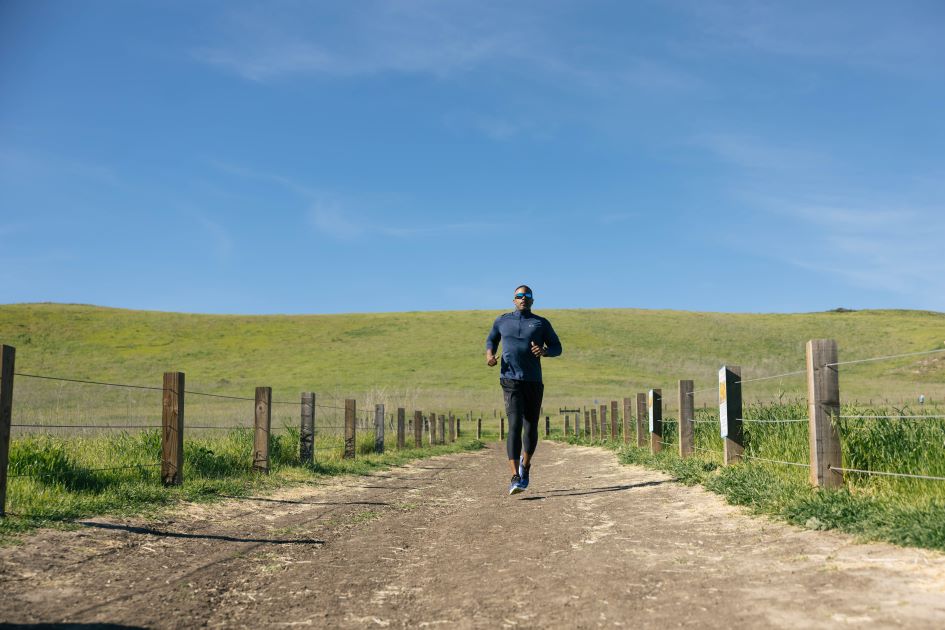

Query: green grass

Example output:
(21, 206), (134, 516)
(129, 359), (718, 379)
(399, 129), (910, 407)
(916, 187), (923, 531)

(3, 303), (945, 545)
(1, 427), (484, 541)
(552, 400), (945, 551)
(2, 303), (945, 417)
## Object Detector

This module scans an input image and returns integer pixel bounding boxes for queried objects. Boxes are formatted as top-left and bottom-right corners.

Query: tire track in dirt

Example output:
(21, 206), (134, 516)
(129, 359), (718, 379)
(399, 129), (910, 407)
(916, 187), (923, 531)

(2, 442), (945, 628)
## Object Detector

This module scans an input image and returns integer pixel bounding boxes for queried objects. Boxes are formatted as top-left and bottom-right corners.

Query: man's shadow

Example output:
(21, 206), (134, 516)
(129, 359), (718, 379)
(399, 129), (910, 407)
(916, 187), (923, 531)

(519, 479), (670, 500)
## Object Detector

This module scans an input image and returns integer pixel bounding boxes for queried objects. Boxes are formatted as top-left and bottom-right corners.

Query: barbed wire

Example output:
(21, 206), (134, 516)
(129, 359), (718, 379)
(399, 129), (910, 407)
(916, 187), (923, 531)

(736, 369), (807, 384)
(830, 466), (945, 482)
(692, 446), (719, 455)
(839, 414), (945, 420)
(743, 454), (809, 468)
(12, 423), (162, 429)
(739, 418), (807, 424)
(185, 390), (255, 402)
(13, 372), (164, 391)
(826, 346), (945, 368)
(9, 463), (161, 479)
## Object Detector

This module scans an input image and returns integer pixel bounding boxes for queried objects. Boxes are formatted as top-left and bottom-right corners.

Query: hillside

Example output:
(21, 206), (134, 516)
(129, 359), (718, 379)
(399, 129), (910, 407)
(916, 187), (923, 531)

(2, 303), (944, 414)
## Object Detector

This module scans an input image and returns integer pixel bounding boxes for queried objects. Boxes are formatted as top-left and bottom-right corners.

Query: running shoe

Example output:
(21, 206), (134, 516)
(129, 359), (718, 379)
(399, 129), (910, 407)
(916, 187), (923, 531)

(508, 474), (525, 495)
(518, 456), (530, 489)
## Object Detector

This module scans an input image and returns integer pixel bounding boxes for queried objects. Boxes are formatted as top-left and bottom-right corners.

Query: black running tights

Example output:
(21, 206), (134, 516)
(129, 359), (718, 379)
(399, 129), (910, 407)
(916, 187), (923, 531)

(501, 378), (544, 461)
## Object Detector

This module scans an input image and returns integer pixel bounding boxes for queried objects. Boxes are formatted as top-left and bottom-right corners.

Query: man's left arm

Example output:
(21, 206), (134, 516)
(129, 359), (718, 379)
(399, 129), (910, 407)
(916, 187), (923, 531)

(541, 319), (562, 357)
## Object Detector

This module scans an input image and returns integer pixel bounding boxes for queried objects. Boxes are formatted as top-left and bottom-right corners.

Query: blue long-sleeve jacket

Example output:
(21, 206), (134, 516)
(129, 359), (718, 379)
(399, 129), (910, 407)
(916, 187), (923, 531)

(485, 310), (562, 382)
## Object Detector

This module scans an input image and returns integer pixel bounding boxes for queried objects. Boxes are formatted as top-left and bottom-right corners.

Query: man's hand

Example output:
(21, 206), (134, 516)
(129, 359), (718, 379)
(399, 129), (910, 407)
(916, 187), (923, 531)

(486, 351), (498, 367)
(530, 341), (545, 357)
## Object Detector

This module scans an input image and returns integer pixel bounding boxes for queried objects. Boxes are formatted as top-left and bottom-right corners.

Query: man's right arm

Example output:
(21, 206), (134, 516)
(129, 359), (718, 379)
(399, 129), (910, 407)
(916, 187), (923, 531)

(485, 319), (501, 367)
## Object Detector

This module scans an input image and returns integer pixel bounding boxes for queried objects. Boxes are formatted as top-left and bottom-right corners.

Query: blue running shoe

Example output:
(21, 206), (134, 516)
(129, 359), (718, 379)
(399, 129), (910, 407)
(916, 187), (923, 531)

(518, 456), (530, 489)
(508, 474), (525, 495)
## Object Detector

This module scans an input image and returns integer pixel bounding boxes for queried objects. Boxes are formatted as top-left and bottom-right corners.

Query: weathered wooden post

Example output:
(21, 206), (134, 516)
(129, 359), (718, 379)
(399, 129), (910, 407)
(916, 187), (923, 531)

(397, 408), (406, 449)
(300, 392), (315, 464)
(161, 371), (184, 486)
(678, 380), (694, 459)
(611, 401), (619, 441)
(807, 340), (842, 488)
(500, 415), (505, 441)
(0, 345), (16, 515)
(429, 413), (436, 445)
(414, 410), (423, 447)
(719, 366), (743, 465)
(477, 417), (482, 440)
(449, 413), (455, 442)
(374, 403), (385, 454)
(590, 408), (598, 440)
(253, 387), (272, 473)
(584, 409), (590, 437)
(599, 405), (607, 441)
(648, 389), (662, 454)
(344, 399), (356, 458)
(456, 417), (461, 439)
(636, 393), (647, 448)
(622, 397), (632, 445)
(545, 416), (550, 437)
(438, 414), (446, 445)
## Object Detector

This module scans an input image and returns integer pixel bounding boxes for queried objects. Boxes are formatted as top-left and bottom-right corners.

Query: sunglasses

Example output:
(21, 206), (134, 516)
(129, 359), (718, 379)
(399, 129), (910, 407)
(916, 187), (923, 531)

(514, 292), (533, 299)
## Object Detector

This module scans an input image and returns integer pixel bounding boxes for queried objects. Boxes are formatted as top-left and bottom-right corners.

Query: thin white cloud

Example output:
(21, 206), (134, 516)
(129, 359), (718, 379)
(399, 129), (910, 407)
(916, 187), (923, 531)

(693, 133), (834, 172)
(0, 146), (120, 187)
(308, 201), (365, 241)
(743, 192), (945, 306)
(677, 0), (945, 78)
(194, 215), (234, 259)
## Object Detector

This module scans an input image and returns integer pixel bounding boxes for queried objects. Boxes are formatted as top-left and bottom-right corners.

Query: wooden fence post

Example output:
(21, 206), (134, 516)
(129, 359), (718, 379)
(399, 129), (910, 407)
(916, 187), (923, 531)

(584, 409), (590, 437)
(344, 399), (356, 459)
(807, 339), (842, 488)
(500, 416), (505, 441)
(590, 408), (598, 440)
(0, 345), (16, 515)
(397, 408), (405, 449)
(414, 410), (423, 447)
(610, 401), (618, 441)
(477, 417), (482, 440)
(429, 413), (437, 445)
(253, 387), (272, 473)
(161, 371), (184, 486)
(438, 414), (446, 445)
(622, 397), (632, 445)
(374, 404), (385, 454)
(649, 389), (662, 454)
(636, 393), (646, 448)
(599, 405), (607, 441)
(719, 366), (743, 465)
(545, 416), (550, 437)
(449, 413), (455, 442)
(300, 392), (315, 464)
(678, 380), (694, 459)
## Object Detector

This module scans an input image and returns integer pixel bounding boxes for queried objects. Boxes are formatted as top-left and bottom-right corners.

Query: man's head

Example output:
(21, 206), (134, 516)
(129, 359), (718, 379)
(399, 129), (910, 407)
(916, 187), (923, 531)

(513, 285), (534, 311)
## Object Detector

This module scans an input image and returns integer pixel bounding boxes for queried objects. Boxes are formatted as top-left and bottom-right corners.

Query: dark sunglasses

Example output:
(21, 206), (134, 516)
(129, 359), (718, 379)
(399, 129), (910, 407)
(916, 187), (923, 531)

(514, 292), (533, 299)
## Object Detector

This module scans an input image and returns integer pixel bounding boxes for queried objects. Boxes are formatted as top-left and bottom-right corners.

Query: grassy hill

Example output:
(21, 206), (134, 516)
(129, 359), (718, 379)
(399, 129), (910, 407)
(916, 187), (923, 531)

(2, 303), (944, 417)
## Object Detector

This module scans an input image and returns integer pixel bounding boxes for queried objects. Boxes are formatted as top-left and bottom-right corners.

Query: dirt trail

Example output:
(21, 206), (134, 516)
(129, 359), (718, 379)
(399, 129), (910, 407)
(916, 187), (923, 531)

(2, 441), (945, 628)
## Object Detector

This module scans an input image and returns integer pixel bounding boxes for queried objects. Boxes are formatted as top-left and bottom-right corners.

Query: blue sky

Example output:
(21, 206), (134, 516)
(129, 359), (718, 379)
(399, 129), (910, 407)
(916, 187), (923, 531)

(2, 0), (943, 314)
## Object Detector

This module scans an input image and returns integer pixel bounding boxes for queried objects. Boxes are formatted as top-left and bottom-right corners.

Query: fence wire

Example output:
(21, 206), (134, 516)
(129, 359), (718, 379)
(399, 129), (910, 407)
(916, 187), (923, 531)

(830, 466), (945, 482)
(743, 454), (809, 468)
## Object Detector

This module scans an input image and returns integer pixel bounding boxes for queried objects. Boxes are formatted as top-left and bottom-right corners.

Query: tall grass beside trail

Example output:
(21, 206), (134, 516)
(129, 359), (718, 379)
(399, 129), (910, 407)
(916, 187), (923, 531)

(2, 428), (483, 541)
(553, 402), (945, 552)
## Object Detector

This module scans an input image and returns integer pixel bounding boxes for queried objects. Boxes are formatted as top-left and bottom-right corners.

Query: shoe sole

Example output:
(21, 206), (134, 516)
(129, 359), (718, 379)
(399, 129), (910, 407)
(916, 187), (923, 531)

(509, 485), (525, 495)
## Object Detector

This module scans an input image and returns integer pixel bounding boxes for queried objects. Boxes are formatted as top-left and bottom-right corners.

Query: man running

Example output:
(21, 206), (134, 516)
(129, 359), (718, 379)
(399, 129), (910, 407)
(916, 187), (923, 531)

(485, 285), (563, 495)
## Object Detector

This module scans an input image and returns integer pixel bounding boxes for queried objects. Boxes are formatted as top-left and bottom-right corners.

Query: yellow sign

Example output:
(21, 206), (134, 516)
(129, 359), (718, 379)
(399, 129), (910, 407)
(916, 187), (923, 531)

(719, 381), (726, 403)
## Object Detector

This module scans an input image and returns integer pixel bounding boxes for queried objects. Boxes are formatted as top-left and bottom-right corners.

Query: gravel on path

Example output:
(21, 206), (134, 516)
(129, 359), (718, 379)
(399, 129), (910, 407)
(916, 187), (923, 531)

(2, 441), (944, 628)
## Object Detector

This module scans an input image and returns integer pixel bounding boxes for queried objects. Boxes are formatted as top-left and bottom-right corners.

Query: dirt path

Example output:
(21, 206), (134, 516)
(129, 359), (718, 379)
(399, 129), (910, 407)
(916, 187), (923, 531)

(2, 441), (945, 628)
